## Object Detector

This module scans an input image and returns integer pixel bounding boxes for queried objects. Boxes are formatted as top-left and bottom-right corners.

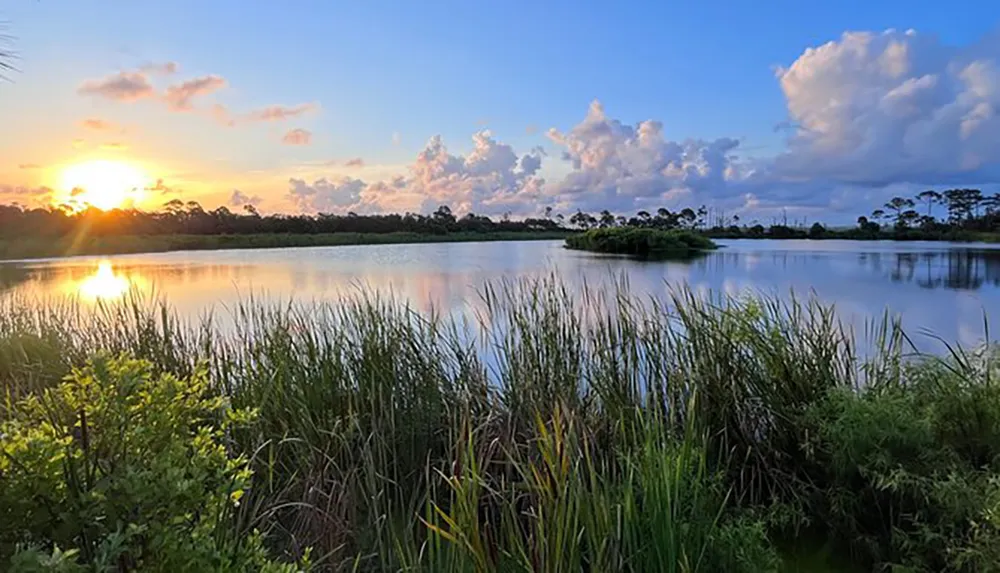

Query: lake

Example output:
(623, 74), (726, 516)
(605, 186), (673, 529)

(1, 239), (999, 351)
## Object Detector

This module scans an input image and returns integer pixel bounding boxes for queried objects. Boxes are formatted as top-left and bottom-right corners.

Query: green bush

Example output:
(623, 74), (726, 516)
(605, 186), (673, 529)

(801, 355), (1000, 571)
(0, 355), (303, 572)
(564, 227), (717, 256)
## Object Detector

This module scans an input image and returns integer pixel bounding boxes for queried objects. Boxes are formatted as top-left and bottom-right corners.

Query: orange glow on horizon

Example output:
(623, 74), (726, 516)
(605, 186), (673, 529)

(57, 159), (153, 211)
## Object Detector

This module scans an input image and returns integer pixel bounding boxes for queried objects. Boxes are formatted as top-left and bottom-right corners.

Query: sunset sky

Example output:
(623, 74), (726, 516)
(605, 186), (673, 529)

(1, 0), (999, 222)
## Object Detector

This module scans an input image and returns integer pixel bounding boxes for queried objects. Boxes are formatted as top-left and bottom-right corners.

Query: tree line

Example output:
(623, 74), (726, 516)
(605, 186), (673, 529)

(567, 188), (1000, 240)
(0, 200), (564, 239)
(1, 187), (997, 241)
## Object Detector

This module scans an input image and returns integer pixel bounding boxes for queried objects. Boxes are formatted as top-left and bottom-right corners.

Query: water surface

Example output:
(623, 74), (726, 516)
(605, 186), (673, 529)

(2, 239), (998, 350)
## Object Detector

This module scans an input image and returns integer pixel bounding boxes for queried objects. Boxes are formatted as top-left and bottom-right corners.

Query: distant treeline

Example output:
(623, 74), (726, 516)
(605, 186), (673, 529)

(568, 188), (1000, 241)
(0, 200), (564, 239)
(2, 187), (998, 241)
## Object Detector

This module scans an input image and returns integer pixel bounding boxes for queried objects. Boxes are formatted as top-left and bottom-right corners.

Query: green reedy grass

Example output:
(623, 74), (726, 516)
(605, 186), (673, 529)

(1, 278), (997, 571)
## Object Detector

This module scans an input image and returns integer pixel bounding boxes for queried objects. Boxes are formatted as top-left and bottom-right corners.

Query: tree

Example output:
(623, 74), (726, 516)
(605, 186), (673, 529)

(655, 207), (675, 229)
(432, 205), (456, 224)
(871, 209), (886, 225)
(570, 211), (592, 229)
(899, 209), (920, 229)
(599, 210), (616, 228)
(636, 210), (651, 226)
(678, 208), (697, 229)
(916, 190), (942, 219)
(943, 189), (984, 224)
(808, 222), (826, 238)
(0, 24), (15, 80)
(884, 197), (915, 228)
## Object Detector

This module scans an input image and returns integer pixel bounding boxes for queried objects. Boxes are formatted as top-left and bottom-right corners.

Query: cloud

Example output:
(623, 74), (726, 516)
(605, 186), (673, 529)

(82, 28), (989, 221)
(79, 118), (119, 131)
(0, 184), (53, 207)
(140, 61), (179, 75)
(211, 104), (236, 127)
(78, 71), (155, 102)
(101, 142), (128, 151)
(344, 157), (365, 168)
(291, 130), (547, 215)
(767, 29), (1000, 188)
(288, 177), (366, 212)
(282, 128), (312, 146)
(543, 100), (745, 212)
(146, 179), (178, 196)
(525, 124), (539, 135)
(246, 102), (319, 122)
(0, 184), (51, 196)
(163, 75), (226, 111)
(17, 163), (40, 170)
(229, 189), (262, 208)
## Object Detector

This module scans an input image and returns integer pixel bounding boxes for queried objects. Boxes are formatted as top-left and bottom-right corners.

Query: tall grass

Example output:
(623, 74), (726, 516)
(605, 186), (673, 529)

(1, 278), (997, 571)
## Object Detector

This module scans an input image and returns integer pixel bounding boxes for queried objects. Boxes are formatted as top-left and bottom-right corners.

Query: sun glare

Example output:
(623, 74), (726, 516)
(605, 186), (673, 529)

(58, 160), (151, 211)
(76, 261), (132, 302)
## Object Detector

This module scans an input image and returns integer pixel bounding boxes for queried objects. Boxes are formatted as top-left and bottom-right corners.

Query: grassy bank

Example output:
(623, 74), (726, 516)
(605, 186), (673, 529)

(1, 280), (999, 571)
(565, 227), (717, 256)
(0, 230), (573, 261)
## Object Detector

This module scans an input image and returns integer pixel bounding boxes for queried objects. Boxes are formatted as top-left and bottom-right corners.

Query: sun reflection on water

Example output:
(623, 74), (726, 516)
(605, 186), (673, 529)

(77, 261), (132, 302)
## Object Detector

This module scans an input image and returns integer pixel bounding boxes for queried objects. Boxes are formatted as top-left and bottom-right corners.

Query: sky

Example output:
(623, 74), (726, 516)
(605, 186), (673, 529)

(1, 0), (1000, 224)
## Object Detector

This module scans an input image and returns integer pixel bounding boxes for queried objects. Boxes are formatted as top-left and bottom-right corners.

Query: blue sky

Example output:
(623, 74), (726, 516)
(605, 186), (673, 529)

(1, 0), (999, 222)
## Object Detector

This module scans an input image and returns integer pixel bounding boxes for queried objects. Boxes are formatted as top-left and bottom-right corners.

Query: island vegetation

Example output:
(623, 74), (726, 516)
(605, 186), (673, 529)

(565, 227), (717, 257)
(2, 279), (999, 572)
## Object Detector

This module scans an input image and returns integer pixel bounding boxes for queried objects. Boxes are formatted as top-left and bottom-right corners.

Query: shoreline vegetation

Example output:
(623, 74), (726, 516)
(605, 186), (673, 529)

(3, 185), (1000, 260)
(565, 227), (718, 257)
(2, 279), (999, 571)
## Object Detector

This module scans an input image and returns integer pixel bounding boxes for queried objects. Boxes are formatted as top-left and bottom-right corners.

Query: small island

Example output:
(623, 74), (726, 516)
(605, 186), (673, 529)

(565, 227), (718, 257)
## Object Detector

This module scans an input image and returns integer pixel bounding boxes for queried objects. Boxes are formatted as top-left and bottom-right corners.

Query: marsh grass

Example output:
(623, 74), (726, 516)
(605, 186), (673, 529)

(1, 278), (998, 571)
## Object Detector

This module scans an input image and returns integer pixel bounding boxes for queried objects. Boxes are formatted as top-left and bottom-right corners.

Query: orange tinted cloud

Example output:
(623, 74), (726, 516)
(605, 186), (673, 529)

(247, 102), (319, 122)
(78, 71), (155, 102)
(282, 128), (312, 146)
(163, 75), (226, 111)
(344, 157), (365, 167)
(100, 142), (128, 151)
(80, 118), (119, 131)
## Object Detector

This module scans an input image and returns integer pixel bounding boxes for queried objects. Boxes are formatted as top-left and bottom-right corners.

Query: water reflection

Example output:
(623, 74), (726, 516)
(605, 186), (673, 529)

(0, 239), (997, 350)
(856, 249), (1000, 290)
(75, 261), (132, 301)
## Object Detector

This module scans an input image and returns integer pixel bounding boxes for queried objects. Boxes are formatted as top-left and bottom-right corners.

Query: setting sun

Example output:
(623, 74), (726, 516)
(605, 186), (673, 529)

(58, 160), (151, 211)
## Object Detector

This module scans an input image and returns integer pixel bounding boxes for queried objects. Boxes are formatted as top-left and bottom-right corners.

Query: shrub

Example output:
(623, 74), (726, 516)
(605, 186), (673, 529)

(801, 355), (1000, 571)
(0, 355), (302, 571)
(564, 227), (717, 256)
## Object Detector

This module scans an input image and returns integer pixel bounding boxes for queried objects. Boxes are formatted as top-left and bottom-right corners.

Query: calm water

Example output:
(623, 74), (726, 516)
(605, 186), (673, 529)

(2, 239), (999, 350)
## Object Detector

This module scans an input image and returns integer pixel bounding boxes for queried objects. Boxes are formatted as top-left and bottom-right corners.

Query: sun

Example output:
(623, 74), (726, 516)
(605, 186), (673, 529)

(58, 160), (151, 211)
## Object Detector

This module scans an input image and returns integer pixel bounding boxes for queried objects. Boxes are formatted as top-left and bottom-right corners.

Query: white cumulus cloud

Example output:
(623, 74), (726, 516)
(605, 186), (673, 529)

(768, 29), (1000, 188)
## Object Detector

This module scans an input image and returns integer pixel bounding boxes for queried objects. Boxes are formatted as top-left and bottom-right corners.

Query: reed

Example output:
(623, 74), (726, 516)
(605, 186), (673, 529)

(1, 278), (997, 571)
